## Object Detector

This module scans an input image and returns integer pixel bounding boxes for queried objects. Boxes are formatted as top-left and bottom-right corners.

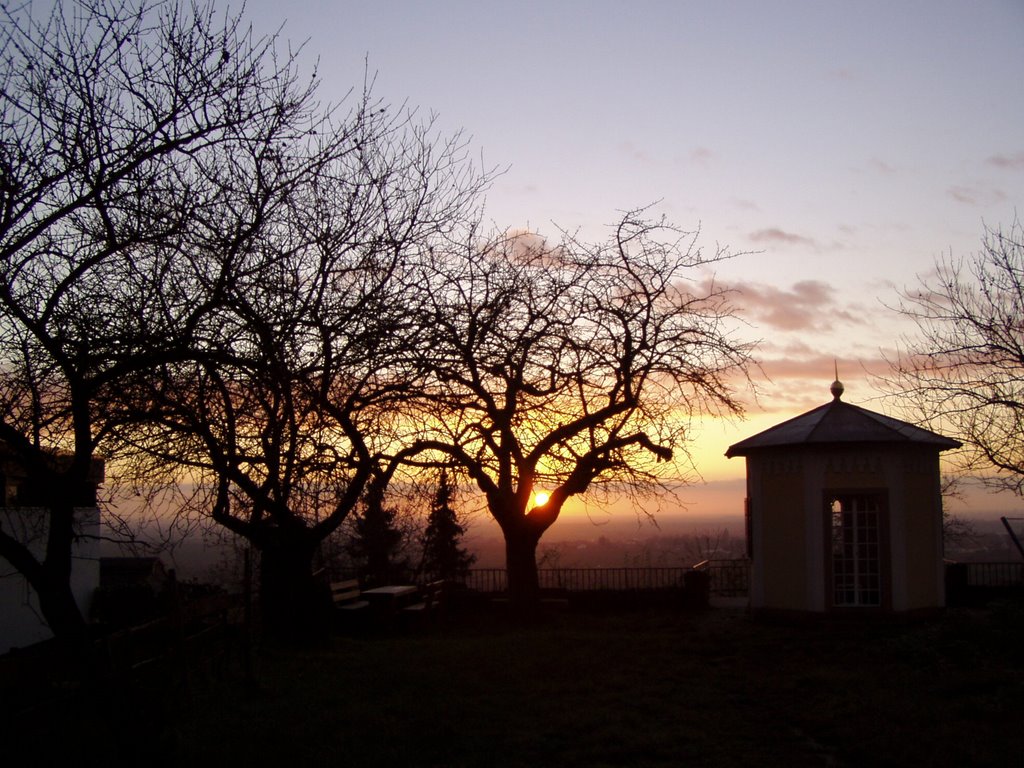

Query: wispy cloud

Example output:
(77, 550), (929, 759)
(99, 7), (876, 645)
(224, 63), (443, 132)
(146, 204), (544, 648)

(948, 183), (1008, 206)
(986, 152), (1024, 171)
(758, 347), (887, 381)
(732, 198), (760, 212)
(618, 141), (653, 165)
(689, 147), (715, 166)
(743, 347), (891, 413)
(828, 67), (856, 80)
(726, 279), (861, 332)
(749, 228), (817, 247)
(724, 280), (868, 333)
(867, 157), (897, 175)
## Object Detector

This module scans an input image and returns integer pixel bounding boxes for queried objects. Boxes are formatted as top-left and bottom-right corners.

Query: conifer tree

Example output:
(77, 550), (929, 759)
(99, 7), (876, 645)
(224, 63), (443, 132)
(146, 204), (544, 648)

(420, 470), (476, 583)
(346, 484), (410, 587)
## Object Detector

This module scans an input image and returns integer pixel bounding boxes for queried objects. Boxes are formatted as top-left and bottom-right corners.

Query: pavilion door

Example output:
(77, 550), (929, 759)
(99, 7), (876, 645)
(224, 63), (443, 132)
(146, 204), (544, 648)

(828, 492), (887, 608)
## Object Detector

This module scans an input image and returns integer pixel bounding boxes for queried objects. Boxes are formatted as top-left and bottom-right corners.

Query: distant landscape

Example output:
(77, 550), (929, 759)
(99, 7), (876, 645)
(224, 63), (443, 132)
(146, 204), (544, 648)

(116, 498), (1022, 588)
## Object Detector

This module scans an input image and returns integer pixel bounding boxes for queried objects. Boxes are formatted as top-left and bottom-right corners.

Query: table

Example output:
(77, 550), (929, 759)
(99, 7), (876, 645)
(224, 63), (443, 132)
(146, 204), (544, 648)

(362, 585), (419, 615)
(362, 585), (418, 599)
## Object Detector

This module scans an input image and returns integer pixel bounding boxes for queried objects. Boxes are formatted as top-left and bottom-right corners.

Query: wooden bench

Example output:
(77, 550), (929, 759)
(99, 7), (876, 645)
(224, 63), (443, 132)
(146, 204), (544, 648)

(401, 580), (446, 624)
(330, 579), (370, 612)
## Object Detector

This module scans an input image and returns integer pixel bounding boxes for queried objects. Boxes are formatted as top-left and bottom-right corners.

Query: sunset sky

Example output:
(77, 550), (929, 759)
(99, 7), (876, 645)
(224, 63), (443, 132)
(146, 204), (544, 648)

(241, 1), (1024, 521)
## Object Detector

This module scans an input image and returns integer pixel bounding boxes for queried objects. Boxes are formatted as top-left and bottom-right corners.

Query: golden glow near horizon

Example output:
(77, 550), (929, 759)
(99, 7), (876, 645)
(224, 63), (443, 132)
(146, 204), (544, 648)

(222, 1), (1024, 529)
(534, 491), (550, 506)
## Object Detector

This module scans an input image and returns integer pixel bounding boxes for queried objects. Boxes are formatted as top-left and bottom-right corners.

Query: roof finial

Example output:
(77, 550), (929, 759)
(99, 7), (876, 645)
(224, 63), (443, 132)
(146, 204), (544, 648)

(830, 360), (844, 401)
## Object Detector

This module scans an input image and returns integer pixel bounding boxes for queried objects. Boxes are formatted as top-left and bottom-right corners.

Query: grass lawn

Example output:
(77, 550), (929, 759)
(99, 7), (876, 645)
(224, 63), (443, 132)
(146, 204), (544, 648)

(169, 598), (1024, 767)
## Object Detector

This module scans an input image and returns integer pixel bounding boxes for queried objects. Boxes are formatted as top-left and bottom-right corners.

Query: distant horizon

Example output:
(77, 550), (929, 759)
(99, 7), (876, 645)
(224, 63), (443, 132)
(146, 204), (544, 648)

(96, 468), (1024, 584)
(109, 476), (1022, 584)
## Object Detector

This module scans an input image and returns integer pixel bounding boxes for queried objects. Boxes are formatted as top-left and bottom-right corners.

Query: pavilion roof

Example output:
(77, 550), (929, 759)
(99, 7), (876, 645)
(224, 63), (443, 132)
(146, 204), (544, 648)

(725, 384), (961, 458)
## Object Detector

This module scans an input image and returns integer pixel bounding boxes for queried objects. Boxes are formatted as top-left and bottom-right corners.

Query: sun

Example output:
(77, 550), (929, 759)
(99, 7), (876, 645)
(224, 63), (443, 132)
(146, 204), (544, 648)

(534, 491), (550, 506)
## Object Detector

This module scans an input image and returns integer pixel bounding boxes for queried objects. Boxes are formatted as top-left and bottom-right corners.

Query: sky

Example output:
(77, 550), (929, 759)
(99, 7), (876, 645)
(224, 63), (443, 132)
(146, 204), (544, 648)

(239, 0), (1024, 520)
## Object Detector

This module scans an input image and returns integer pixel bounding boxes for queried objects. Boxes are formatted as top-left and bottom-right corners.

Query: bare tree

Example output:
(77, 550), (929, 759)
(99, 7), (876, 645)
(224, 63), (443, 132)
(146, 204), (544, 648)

(0, 0), (337, 643)
(390, 211), (754, 609)
(885, 221), (1024, 495)
(101, 66), (490, 639)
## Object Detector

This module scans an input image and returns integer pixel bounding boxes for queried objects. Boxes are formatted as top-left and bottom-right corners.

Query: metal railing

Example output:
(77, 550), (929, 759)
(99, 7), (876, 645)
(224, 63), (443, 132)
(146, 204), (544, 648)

(962, 561), (1024, 587)
(463, 562), (751, 596)
(693, 559), (751, 597)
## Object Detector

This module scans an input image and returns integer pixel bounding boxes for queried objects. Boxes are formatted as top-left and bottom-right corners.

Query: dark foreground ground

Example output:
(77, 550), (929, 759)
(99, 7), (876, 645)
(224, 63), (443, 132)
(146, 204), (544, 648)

(4, 596), (1023, 767)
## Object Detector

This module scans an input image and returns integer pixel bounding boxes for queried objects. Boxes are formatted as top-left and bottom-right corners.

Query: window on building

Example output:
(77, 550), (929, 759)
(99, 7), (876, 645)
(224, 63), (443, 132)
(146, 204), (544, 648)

(829, 493), (884, 607)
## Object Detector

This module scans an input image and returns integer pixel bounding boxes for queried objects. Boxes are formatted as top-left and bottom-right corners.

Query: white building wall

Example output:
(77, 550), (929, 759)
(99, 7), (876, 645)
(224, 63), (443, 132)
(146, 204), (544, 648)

(0, 507), (100, 654)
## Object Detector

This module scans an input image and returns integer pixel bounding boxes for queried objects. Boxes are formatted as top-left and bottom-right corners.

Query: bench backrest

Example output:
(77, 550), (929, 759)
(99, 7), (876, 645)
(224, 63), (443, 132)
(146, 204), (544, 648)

(330, 579), (362, 605)
(423, 580), (446, 608)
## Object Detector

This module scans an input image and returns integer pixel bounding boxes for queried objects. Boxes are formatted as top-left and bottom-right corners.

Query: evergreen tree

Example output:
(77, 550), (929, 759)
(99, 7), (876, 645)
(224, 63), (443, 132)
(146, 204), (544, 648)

(421, 470), (476, 583)
(346, 484), (409, 587)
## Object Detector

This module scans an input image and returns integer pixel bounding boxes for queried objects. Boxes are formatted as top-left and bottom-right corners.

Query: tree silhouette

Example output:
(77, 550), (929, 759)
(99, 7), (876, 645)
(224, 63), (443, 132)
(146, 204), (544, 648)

(0, 0), (338, 643)
(114, 93), (486, 638)
(0, 0), (490, 642)
(346, 483), (411, 588)
(420, 470), (475, 583)
(886, 221), (1024, 495)
(389, 210), (754, 610)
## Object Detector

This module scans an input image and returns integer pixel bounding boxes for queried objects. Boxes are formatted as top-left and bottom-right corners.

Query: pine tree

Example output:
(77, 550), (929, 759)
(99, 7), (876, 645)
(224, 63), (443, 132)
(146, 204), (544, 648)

(346, 484), (409, 587)
(421, 470), (476, 583)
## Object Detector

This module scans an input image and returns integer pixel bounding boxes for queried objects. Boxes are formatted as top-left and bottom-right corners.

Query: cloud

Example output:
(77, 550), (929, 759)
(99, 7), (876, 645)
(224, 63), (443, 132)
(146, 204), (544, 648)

(488, 229), (567, 268)
(732, 198), (760, 212)
(948, 184), (1008, 206)
(757, 348), (887, 382)
(749, 228), (817, 247)
(948, 186), (977, 205)
(726, 279), (861, 332)
(828, 68), (856, 82)
(618, 141), (653, 164)
(867, 157), (897, 175)
(986, 152), (1024, 171)
(689, 147), (714, 166)
(742, 349), (892, 414)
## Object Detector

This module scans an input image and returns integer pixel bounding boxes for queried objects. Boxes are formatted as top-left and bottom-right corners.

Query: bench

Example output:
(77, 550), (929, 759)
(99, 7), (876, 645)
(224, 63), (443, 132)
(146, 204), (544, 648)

(330, 579), (370, 612)
(401, 580), (446, 624)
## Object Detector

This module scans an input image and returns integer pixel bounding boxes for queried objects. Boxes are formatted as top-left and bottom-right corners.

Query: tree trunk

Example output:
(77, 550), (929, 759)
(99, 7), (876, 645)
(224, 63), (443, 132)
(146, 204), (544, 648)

(4, 504), (90, 649)
(504, 527), (542, 615)
(36, 567), (88, 646)
(258, 534), (326, 643)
